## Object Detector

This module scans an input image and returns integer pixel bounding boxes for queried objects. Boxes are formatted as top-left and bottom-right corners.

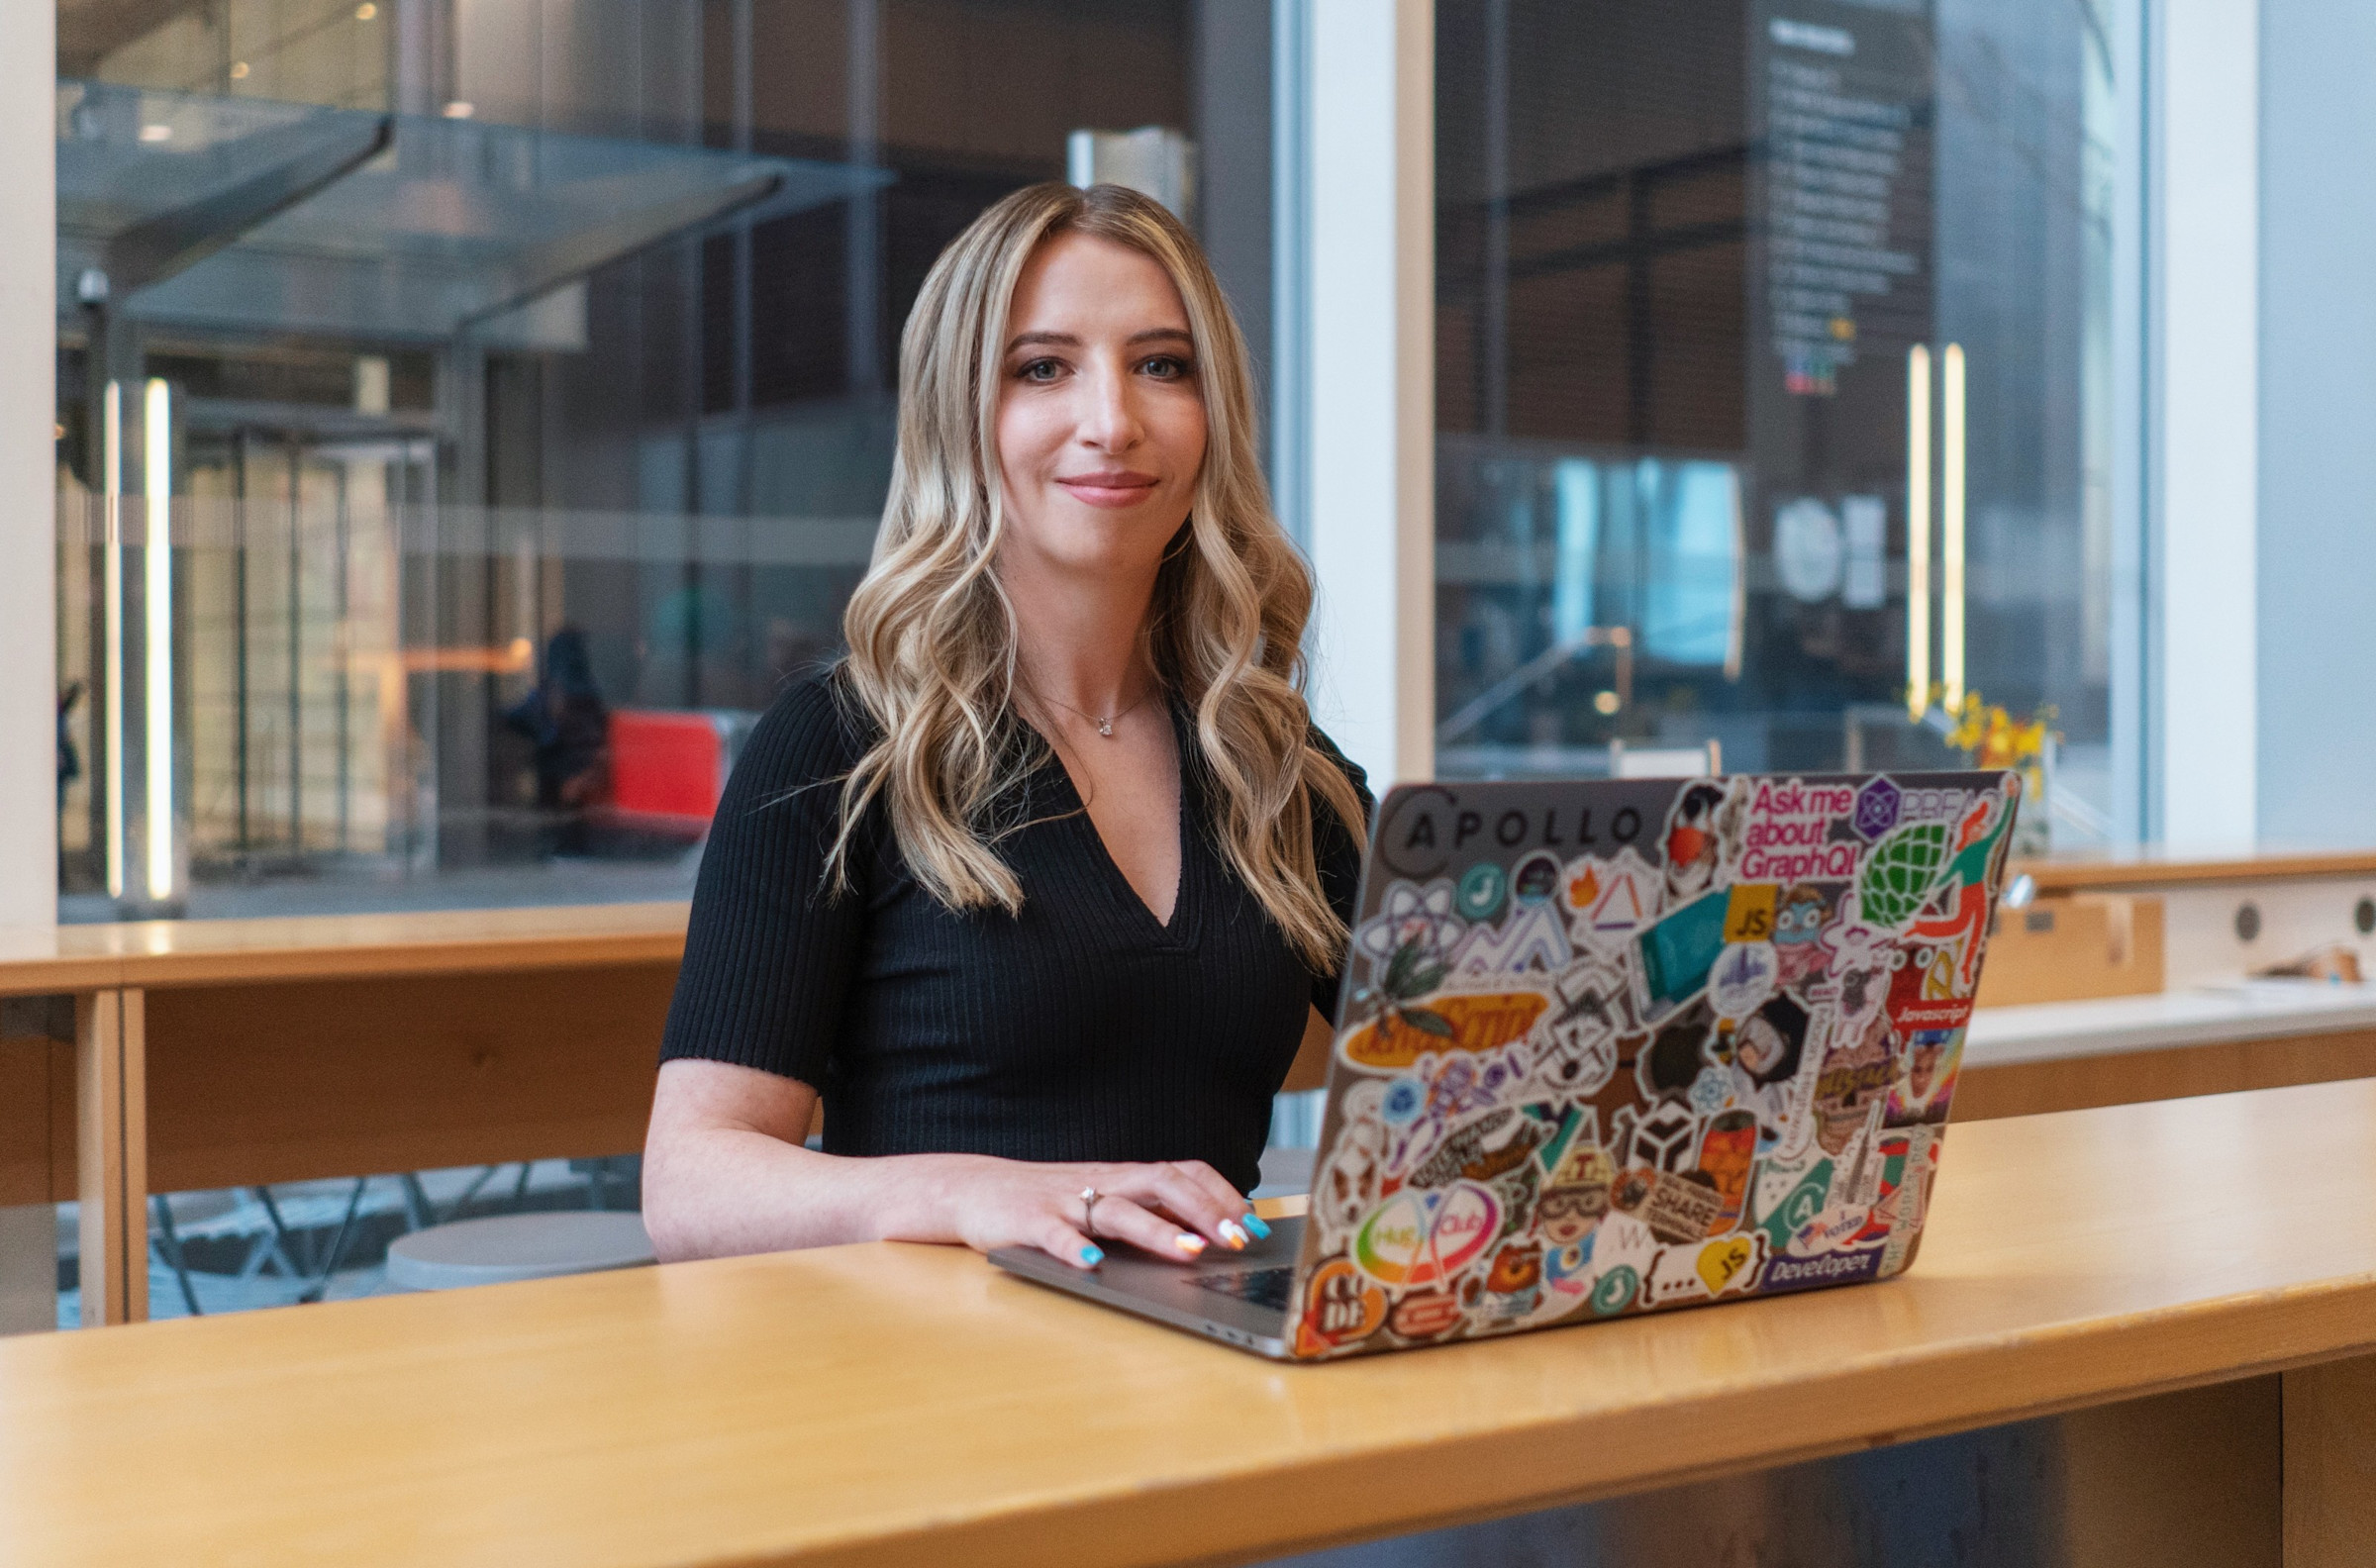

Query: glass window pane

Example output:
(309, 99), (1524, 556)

(56, 0), (1272, 918)
(1436, 0), (2117, 845)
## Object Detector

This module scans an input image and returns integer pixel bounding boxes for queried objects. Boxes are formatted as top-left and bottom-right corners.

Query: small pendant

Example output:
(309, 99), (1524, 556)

(1097, 719), (1114, 737)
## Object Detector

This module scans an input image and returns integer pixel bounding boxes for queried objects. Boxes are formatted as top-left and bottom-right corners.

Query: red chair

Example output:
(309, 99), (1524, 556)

(600, 710), (749, 838)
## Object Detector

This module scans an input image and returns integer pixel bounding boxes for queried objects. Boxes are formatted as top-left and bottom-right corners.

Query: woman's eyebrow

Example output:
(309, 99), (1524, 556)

(1005, 327), (1194, 352)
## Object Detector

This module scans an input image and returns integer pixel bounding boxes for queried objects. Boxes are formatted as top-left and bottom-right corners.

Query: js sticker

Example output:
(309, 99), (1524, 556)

(1723, 883), (1779, 942)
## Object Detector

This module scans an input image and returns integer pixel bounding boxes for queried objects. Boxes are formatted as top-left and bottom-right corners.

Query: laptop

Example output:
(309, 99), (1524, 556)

(993, 769), (2021, 1360)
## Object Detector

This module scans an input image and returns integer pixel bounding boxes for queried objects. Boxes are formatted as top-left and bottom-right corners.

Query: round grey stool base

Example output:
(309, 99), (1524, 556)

(385, 1212), (655, 1292)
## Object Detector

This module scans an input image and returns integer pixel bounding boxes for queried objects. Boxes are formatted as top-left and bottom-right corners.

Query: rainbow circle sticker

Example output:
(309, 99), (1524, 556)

(1352, 1181), (1503, 1289)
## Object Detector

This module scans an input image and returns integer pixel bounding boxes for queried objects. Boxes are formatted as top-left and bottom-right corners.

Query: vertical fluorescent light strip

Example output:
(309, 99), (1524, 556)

(144, 378), (174, 902)
(1905, 345), (1930, 721)
(1941, 343), (1967, 715)
(102, 381), (125, 899)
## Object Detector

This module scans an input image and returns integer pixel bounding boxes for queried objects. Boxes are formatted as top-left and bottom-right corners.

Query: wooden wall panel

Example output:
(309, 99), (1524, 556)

(2284, 1354), (2376, 1567)
(0, 1036), (50, 1208)
(2057, 1375), (2280, 1568)
(1975, 894), (2165, 1007)
(142, 962), (678, 1193)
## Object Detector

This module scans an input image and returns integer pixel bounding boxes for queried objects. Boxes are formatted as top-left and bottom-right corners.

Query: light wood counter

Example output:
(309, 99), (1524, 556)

(1969, 981), (2376, 1067)
(101, 901), (687, 986)
(0, 902), (687, 993)
(5, 1080), (2375, 1567)
(0, 924), (138, 997)
(0, 905), (690, 1324)
(2012, 846), (2376, 894)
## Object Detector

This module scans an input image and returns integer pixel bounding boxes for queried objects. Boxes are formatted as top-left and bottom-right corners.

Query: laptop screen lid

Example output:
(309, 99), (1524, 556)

(1282, 769), (2019, 1359)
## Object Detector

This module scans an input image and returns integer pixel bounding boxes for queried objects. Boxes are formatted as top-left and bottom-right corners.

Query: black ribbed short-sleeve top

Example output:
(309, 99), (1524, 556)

(657, 671), (1371, 1195)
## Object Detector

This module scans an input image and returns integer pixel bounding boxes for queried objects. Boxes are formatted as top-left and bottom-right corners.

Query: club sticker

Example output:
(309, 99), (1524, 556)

(1351, 1181), (1502, 1289)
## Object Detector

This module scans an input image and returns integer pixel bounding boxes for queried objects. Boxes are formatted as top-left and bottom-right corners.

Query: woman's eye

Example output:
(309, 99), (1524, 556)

(1017, 358), (1063, 382)
(1139, 354), (1191, 379)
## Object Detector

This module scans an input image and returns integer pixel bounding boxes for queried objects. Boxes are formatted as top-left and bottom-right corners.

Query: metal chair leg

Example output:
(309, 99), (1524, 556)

(297, 1177), (370, 1306)
(249, 1187), (305, 1279)
(148, 1194), (203, 1318)
(399, 1173), (433, 1231)
(438, 1165), (499, 1225)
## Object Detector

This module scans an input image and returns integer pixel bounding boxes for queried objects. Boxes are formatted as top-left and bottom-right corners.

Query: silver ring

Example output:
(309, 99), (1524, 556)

(1080, 1187), (1103, 1235)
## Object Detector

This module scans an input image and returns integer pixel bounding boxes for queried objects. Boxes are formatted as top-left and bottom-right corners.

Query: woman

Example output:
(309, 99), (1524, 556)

(644, 183), (1371, 1273)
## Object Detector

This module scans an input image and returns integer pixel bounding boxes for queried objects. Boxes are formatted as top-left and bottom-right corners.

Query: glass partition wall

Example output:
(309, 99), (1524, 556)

(1434, 0), (2119, 842)
(45, 0), (1269, 1322)
(56, 0), (1266, 921)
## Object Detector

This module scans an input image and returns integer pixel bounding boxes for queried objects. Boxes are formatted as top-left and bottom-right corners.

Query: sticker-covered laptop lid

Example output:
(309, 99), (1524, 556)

(1288, 770), (2020, 1360)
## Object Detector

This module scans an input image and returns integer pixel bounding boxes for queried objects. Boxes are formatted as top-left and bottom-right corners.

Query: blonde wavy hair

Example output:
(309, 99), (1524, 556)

(827, 181), (1364, 969)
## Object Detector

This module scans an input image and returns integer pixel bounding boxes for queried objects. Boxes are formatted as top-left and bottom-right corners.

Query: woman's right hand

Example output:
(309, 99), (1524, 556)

(898, 1152), (1269, 1271)
(645, 1060), (1270, 1270)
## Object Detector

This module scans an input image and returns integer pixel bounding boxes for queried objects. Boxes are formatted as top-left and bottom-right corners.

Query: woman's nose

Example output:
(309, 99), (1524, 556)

(1076, 363), (1142, 451)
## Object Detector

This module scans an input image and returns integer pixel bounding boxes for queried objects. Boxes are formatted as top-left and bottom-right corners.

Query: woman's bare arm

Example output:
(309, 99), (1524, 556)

(643, 1058), (1265, 1268)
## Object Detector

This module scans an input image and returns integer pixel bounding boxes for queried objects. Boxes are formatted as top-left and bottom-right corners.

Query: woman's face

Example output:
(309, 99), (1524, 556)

(994, 232), (1208, 581)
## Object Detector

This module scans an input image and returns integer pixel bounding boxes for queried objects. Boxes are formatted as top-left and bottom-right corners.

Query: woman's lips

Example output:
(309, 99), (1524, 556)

(1056, 473), (1160, 508)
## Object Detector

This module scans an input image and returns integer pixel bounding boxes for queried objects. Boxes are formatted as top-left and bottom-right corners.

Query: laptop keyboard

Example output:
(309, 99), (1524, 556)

(1192, 1265), (1295, 1313)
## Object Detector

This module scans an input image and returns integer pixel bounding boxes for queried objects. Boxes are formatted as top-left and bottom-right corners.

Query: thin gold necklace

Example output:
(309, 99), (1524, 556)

(1023, 680), (1150, 738)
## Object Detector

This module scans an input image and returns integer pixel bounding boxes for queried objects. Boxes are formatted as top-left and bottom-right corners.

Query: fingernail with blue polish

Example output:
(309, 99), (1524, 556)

(1242, 1212), (1272, 1239)
(1080, 1244), (1104, 1267)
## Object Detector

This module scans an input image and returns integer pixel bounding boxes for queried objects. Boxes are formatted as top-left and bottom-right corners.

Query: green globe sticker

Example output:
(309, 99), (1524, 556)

(1456, 861), (1507, 923)
(1589, 1264), (1640, 1317)
(1858, 821), (1953, 928)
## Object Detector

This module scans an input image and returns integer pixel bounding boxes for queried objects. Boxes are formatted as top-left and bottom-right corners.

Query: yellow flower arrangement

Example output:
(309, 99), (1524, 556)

(1921, 686), (2056, 850)
(1940, 690), (2054, 769)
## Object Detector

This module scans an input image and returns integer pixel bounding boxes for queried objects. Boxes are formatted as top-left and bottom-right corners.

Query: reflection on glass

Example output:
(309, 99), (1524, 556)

(54, 0), (1267, 918)
(1436, 0), (2118, 837)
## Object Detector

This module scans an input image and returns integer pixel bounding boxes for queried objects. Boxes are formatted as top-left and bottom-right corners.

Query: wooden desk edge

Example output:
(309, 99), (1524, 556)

(731, 1270), (2376, 1568)
(0, 905), (691, 990)
(0, 958), (137, 996)
(114, 932), (687, 987)
(2015, 850), (2376, 893)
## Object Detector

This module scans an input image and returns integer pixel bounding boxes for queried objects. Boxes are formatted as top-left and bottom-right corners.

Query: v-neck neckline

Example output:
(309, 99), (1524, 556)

(1025, 702), (1198, 946)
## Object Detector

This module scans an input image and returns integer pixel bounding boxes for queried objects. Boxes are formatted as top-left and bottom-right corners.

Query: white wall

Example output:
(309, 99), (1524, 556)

(2256, 0), (2376, 845)
(0, 0), (56, 1336)
(1297, 0), (1435, 793)
(2148, 0), (2259, 849)
(0, 3), (57, 925)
